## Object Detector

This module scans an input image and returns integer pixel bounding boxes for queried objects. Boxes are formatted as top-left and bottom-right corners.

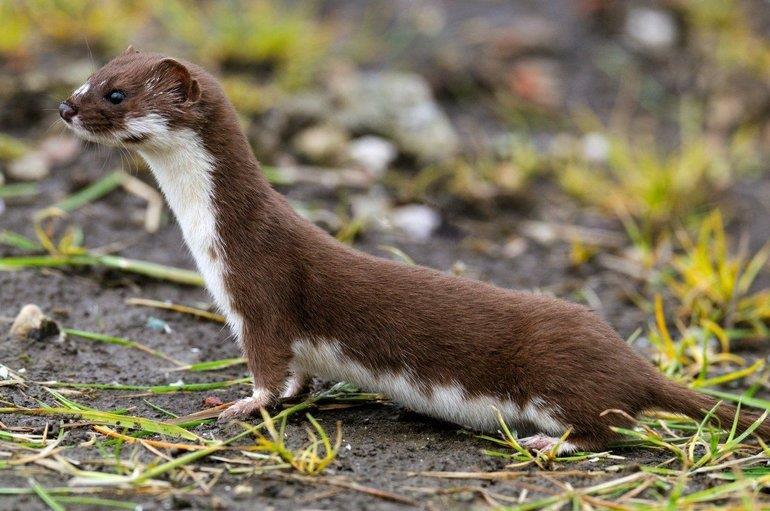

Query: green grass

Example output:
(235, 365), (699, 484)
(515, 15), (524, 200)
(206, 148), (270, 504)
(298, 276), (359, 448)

(664, 211), (769, 339)
(555, 103), (741, 255)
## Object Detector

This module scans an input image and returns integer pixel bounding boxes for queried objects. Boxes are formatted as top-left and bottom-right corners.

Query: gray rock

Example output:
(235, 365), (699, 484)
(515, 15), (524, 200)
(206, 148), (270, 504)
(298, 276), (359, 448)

(278, 91), (333, 123)
(347, 136), (397, 177)
(291, 124), (349, 164)
(390, 204), (441, 241)
(330, 71), (458, 163)
(625, 7), (677, 53)
(7, 151), (50, 181)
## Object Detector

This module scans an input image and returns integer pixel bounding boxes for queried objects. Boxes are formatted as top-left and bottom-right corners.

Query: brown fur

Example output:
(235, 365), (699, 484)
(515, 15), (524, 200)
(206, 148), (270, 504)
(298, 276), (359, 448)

(61, 51), (770, 451)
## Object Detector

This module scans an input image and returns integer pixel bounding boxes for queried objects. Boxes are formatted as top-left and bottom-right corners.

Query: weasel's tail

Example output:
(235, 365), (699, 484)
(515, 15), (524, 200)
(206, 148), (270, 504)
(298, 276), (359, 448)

(652, 381), (770, 438)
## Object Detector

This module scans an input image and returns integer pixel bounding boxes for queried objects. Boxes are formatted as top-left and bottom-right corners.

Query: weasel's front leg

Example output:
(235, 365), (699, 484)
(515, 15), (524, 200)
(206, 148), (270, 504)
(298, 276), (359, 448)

(218, 326), (292, 423)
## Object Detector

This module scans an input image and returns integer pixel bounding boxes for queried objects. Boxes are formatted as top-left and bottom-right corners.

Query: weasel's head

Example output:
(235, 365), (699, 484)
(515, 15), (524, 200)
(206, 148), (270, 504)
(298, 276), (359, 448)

(59, 47), (202, 148)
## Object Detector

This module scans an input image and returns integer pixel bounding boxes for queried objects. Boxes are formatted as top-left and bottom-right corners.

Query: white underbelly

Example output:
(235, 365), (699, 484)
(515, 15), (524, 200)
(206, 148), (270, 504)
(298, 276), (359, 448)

(290, 338), (565, 433)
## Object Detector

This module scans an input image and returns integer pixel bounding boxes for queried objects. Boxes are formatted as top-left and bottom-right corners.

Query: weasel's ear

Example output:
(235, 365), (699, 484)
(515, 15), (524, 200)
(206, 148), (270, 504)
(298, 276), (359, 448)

(154, 58), (201, 103)
(122, 45), (139, 55)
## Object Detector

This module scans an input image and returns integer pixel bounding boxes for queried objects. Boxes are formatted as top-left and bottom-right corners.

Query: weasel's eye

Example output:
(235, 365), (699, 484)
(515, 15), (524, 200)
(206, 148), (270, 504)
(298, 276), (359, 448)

(106, 90), (126, 105)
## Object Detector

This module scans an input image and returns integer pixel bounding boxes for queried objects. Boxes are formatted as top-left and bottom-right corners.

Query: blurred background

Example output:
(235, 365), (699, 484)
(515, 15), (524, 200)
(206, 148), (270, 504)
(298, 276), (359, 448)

(1, 0), (769, 357)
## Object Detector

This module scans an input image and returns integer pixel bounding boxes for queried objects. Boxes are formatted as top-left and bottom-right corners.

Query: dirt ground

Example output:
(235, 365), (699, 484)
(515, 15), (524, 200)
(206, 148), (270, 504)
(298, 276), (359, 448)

(2, 150), (769, 510)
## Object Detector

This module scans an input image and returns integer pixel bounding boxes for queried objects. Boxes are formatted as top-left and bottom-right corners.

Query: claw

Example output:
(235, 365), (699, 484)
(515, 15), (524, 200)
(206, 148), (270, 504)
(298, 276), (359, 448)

(519, 433), (577, 455)
(217, 388), (271, 423)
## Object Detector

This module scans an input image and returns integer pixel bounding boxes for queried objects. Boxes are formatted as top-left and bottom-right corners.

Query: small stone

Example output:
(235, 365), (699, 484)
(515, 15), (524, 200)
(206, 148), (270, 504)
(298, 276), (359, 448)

(10, 304), (60, 341)
(502, 237), (528, 259)
(582, 132), (611, 163)
(39, 136), (81, 166)
(7, 151), (50, 181)
(203, 396), (224, 407)
(233, 485), (252, 495)
(146, 316), (172, 333)
(506, 59), (563, 108)
(292, 124), (349, 164)
(347, 136), (397, 177)
(390, 204), (441, 241)
(624, 7), (677, 53)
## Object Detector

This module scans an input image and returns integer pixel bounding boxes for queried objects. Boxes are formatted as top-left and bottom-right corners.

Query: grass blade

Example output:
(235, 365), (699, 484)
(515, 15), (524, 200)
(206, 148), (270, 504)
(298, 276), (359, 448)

(0, 407), (202, 441)
(28, 479), (65, 511)
(62, 327), (184, 366)
(48, 170), (124, 213)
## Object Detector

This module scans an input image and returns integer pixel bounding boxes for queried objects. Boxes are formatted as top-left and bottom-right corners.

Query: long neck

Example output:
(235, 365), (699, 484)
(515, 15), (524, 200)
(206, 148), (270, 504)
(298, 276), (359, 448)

(138, 129), (219, 255)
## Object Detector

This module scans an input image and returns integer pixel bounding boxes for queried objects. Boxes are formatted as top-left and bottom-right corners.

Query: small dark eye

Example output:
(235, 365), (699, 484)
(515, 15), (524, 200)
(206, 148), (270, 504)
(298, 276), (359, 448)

(106, 90), (126, 104)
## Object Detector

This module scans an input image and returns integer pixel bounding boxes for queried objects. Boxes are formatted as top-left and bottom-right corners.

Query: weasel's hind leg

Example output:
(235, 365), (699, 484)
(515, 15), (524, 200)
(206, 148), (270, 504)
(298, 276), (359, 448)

(280, 371), (309, 399)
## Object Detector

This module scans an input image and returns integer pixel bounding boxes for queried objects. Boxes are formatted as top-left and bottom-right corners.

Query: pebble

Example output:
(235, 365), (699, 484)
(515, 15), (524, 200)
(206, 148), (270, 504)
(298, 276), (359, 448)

(390, 204), (441, 241)
(582, 132), (611, 163)
(7, 151), (50, 181)
(292, 123), (349, 164)
(507, 58), (563, 108)
(203, 396), (224, 407)
(347, 136), (397, 177)
(624, 7), (678, 52)
(10, 304), (60, 341)
(146, 316), (172, 333)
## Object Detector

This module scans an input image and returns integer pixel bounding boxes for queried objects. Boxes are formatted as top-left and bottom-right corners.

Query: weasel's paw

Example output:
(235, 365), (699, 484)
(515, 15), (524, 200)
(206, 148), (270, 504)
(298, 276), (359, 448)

(218, 388), (271, 423)
(280, 372), (307, 399)
(519, 434), (576, 455)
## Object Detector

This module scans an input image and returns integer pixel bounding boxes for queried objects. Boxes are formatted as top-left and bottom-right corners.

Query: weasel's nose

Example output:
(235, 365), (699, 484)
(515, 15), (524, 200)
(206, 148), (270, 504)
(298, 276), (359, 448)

(59, 101), (77, 122)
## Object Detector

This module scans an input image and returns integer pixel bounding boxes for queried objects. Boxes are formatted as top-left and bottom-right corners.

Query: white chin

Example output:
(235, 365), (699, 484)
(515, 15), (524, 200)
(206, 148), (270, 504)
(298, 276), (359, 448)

(66, 122), (121, 147)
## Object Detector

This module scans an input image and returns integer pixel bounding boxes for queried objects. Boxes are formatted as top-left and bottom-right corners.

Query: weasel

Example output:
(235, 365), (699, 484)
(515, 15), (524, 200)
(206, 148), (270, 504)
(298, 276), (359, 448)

(59, 48), (770, 453)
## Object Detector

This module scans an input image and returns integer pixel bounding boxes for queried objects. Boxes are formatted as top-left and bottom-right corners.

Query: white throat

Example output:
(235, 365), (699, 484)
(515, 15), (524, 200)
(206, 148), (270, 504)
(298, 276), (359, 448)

(135, 121), (244, 341)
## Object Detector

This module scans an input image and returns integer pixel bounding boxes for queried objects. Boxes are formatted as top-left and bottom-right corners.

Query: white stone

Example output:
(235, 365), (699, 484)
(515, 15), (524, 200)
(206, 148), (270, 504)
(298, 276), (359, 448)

(582, 132), (610, 163)
(7, 151), (50, 181)
(390, 204), (440, 241)
(347, 136), (397, 177)
(625, 8), (677, 52)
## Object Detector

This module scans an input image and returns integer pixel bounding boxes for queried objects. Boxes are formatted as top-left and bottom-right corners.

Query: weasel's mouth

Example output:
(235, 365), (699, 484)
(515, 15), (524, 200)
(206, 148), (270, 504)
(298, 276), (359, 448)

(64, 120), (148, 146)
